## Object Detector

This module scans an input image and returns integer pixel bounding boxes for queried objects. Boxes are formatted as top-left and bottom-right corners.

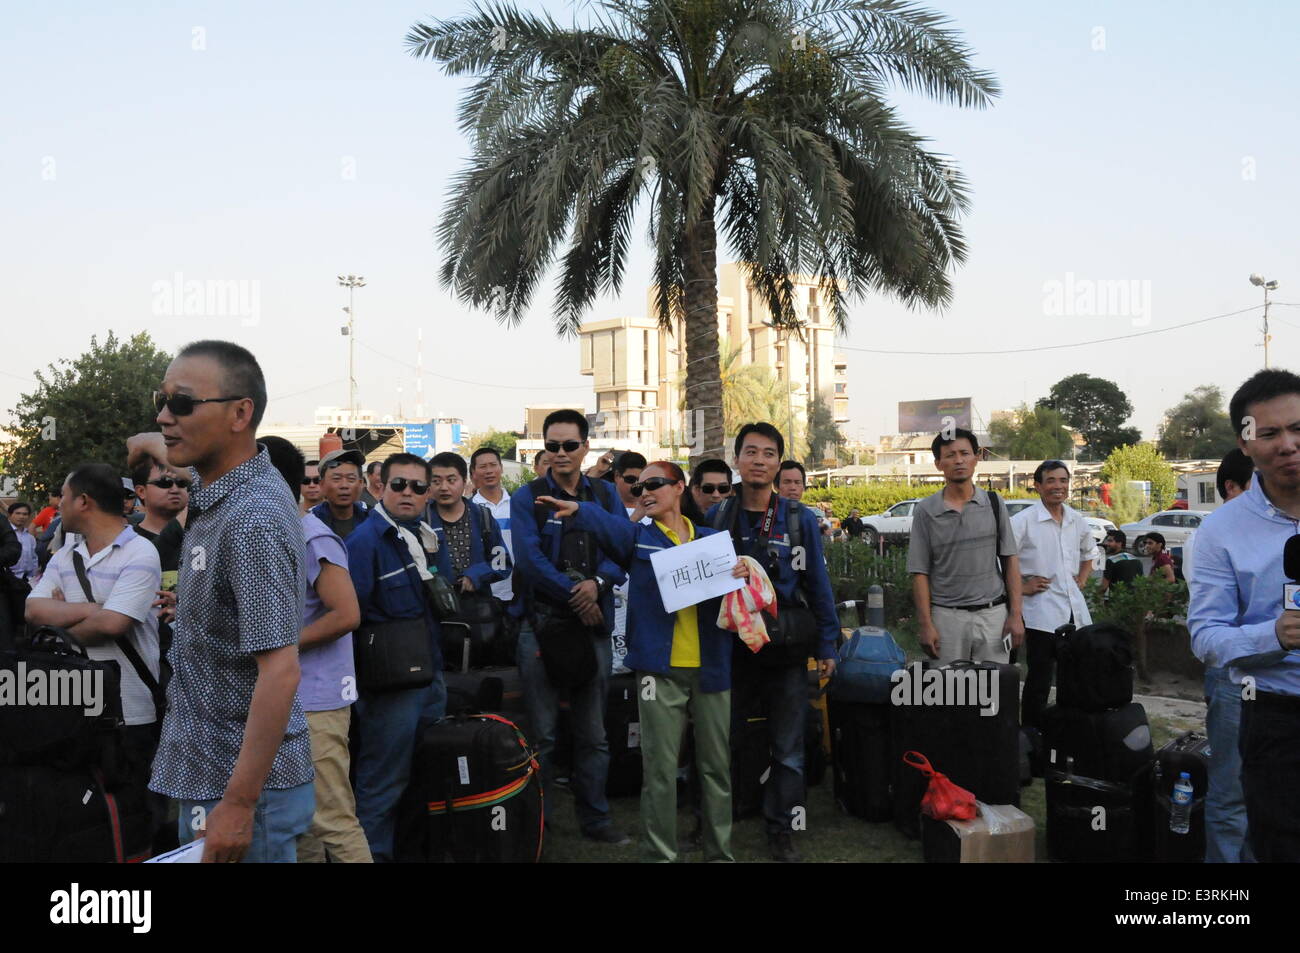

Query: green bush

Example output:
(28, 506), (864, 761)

(823, 541), (914, 629)
(805, 483), (1037, 518)
(1083, 574), (1187, 680)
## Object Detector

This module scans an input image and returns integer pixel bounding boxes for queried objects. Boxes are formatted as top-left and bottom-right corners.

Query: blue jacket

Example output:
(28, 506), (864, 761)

(705, 494), (839, 661)
(310, 501), (370, 537)
(573, 505), (732, 692)
(344, 508), (441, 667)
(509, 473), (628, 634)
(424, 502), (512, 594)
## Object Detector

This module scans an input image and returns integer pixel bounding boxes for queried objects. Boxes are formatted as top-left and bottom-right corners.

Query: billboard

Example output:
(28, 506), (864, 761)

(402, 423), (437, 459)
(898, 398), (972, 434)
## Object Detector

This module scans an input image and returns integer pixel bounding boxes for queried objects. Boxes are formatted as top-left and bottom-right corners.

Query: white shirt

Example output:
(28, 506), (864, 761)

(470, 487), (513, 602)
(1010, 501), (1097, 633)
(30, 526), (163, 726)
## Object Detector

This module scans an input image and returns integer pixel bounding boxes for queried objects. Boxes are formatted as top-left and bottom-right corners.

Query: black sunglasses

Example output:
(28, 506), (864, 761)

(544, 440), (583, 454)
(699, 482), (731, 495)
(388, 478), (430, 494)
(147, 477), (192, 490)
(630, 477), (679, 497)
(153, 391), (247, 417)
(301, 476), (321, 485)
(620, 474), (639, 484)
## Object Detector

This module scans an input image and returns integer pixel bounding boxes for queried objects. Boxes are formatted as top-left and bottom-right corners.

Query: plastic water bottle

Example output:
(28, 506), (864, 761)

(1169, 772), (1193, 834)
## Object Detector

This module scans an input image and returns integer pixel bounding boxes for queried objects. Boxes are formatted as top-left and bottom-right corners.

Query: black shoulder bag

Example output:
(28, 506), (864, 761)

(354, 555), (438, 694)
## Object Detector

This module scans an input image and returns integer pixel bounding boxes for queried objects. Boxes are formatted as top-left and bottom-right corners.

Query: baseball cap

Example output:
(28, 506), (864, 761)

(321, 448), (366, 471)
(121, 477), (136, 497)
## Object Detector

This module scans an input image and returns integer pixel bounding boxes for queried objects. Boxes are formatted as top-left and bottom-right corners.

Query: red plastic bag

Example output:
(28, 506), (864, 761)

(902, 751), (977, 821)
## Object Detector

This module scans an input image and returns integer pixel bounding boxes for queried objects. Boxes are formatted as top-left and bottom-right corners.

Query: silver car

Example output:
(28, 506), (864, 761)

(1120, 510), (1207, 553)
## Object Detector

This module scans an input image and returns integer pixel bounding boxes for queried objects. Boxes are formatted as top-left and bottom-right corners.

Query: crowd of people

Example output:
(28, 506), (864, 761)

(2, 340), (1297, 865)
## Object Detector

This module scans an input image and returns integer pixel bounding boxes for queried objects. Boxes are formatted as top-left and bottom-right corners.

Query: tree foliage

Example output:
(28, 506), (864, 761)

(1157, 385), (1236, 459)
(1100, 442), (1177, 511)
(410, 0), (998, 464)
(987, 403), (1073, 460)
(1040, 373), (1140, 460)
(5, 332), (173, 502)
(464, 427), (520, 461)
(806, 392), (846, 467)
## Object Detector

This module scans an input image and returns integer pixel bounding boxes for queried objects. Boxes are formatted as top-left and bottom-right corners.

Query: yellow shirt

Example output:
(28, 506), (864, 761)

(656, 518), (701, 668)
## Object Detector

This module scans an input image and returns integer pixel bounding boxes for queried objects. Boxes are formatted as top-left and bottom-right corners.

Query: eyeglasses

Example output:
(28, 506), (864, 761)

(698, 482), (731, 495)
(153, 391), (247, 416)
(630, 477), (679, 497)
(301, 476), (321, 485)
(544, 440), (583, 454)
(147, 478), (192, 490)
(620, 474), (640, 484)
(388, 478), (430, 494)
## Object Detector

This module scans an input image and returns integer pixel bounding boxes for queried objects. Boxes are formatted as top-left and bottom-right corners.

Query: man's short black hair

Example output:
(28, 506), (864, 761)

(470, 446), (502, 471)
(7, 501), (32, 516)
(1216, 448), (1255, 501)
(1105, 528), (1127, 547)
(734, 422), (785, 459)
(131, 458), (160, 489)
(778, 460), (807, 484)
(1229, 368), (1300, 439)
(1033, 459), (1070, 483)
(381, 453), (432, 484)
(366, 461), (382, 477)
(66, 463), (126, 516)
(690, 459), (732, 486)
(534, 449), (548, 465)
(932, 428), (980, 460)
(1145, 532), (1166, 550)
(430, 452), (467, 480)
(304, 459), (319, 468)
(260, 435), (306, 504)
(542, 408), (589, 441)
(614, 451), (647, 475)
(176, 340), (269, 430)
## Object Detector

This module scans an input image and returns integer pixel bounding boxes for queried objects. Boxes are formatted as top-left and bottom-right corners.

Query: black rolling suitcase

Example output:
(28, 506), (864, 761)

(0, 764), (152, 862)
(605, 672), (642, 797)
(1041, 702), (1153, 785)
(1046, 767), (1139, 862)
(395, 712), (542, 863)
(829, 701), (892, 821)
(1141, 731), (1209, 863)
(891, 660), (1020, 838)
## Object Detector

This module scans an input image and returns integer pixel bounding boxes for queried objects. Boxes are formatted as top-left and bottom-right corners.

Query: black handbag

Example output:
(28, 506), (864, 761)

(354, 616), (436, 693)
(756, 601), (817, 668)
(533, 607), (599, 690)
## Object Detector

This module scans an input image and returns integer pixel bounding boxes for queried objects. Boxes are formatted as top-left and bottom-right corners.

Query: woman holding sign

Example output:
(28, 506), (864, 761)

(537, 461), (748, 863)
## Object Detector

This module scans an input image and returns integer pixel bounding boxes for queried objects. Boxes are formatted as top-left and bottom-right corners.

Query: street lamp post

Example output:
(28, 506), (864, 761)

(1249, 273), (1279, 369)
(338, 274), (366, 423)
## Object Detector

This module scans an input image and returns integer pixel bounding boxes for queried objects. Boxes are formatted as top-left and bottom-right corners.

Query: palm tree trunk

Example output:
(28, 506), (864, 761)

(682, 198), (724, 468)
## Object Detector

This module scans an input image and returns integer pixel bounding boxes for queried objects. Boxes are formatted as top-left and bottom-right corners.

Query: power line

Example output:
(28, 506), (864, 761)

(270, 378), (348, 402)
(835, 305), (1261, 357)
(356, 341), (588, 392)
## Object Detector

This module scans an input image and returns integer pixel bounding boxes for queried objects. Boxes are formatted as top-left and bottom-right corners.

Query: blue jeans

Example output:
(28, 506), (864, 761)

(177, 781), (315, 863)
(731, 656), (807, 835)
(518, 620), (613, 834)
(1204, 666), (1253, 863)
(354, 672), (447, 862)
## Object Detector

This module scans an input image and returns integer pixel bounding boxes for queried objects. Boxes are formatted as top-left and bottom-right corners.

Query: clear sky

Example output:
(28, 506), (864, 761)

(3, 0), (1296, 446)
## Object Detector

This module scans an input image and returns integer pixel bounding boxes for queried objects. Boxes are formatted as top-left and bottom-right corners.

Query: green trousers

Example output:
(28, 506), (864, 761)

(636, 667), (734, 863)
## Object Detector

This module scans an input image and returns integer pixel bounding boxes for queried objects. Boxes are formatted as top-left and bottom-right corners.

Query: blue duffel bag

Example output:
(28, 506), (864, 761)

(829, 627), (906, 704)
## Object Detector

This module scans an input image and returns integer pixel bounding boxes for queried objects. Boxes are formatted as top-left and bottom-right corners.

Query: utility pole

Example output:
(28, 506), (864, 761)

(338, 274), (366, 422)
(1249, 273), (1279, 369)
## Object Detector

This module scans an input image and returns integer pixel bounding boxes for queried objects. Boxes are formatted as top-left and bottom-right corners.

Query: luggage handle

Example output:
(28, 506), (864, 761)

(28, 624), (91, 659)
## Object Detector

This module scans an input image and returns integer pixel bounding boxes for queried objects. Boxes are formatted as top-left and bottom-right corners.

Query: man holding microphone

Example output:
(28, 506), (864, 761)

(1189, 369), (1300, 862)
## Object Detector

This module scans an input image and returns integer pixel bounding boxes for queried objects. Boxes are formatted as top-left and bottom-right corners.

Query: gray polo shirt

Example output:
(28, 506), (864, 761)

(150, 446), (313, 801)
(907, 486), (1016, 607)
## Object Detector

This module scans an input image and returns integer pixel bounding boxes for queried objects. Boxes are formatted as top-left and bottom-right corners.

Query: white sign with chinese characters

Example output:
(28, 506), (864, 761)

(649, 531), (744, 613)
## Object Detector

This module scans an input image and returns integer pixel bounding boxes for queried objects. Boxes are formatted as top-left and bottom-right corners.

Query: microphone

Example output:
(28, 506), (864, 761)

(1283, 536), (1300, 611)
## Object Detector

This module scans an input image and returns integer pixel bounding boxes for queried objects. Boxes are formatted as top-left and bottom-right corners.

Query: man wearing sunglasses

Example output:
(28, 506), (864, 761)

(344, 452), (447, 861)
(708, 423), (839, 863)
(689, 459), (734, 514)
(311, 448), (370, 540)
(132, 340), (314, 864)
(510, 409), (631, 846)
(299, 460), (323, 516)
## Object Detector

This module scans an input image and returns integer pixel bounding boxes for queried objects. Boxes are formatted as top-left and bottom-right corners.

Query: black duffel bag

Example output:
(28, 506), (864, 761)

(0, 625), (123, 772)
(1055, 622), (1135, 712)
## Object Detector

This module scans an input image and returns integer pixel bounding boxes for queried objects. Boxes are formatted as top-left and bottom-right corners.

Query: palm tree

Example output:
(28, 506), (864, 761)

(409, 0), (998, 465)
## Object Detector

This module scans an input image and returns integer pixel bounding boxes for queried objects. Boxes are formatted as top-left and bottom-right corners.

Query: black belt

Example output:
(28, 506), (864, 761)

(934, 595), (1007, 613)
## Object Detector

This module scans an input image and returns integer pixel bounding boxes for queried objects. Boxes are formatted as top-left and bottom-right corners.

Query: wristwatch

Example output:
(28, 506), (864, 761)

(594, 575), (609, 595)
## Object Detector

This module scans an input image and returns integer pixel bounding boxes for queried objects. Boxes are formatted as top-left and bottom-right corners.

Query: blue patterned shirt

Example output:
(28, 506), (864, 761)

(149, 446), (313, 800)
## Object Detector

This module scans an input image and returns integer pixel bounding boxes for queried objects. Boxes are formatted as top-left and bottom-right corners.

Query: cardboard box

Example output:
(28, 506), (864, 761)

(921, 804), (1036, 863)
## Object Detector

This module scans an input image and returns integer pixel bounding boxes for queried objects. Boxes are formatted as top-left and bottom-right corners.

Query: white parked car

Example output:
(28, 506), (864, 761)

(1004, 499), (1115, 569)
(860, 499), (921, 547)
(1120, 510), (1207, 554)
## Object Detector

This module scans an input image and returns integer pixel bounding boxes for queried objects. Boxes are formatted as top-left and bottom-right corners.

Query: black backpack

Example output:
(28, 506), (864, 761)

(1055, 623), (1135, 712)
